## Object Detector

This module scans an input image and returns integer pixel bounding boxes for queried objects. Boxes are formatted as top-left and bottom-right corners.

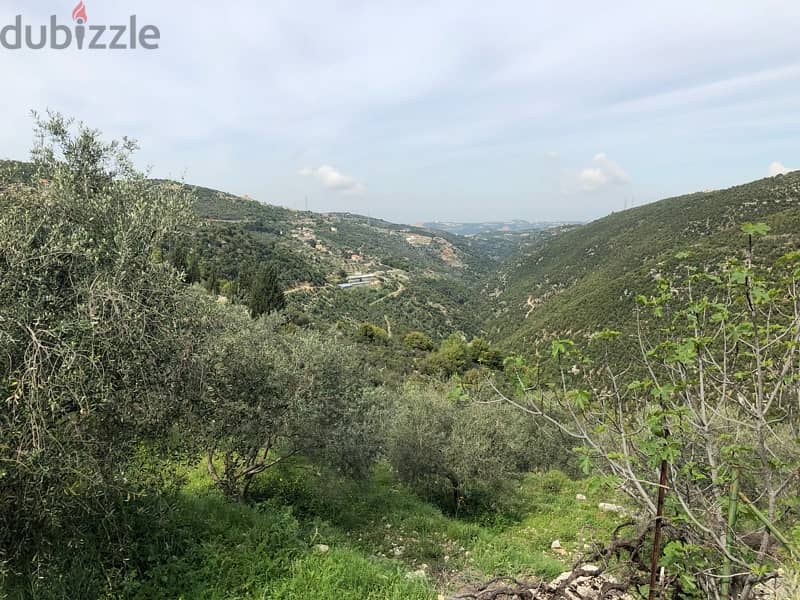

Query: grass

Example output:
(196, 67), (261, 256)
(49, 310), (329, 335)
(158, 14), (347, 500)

(125, 462), (627, 599)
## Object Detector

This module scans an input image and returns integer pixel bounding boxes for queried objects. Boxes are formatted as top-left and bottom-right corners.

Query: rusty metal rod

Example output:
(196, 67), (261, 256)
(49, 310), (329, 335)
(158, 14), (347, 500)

(648, 458), (669, 600)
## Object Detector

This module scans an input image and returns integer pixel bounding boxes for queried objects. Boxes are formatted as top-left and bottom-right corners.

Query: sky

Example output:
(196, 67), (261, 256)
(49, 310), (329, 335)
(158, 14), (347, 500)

(1, 1), (799, 224)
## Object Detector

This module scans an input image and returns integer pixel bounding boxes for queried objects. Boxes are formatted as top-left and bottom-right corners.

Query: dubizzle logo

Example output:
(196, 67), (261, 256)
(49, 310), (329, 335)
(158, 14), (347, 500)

(72, 1), (88, 25)
(1, 1), (161, 50)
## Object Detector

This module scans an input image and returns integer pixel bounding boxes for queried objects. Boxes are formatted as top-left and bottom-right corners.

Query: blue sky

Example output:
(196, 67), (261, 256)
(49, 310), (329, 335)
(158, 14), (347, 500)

(1, 0), (798, 223)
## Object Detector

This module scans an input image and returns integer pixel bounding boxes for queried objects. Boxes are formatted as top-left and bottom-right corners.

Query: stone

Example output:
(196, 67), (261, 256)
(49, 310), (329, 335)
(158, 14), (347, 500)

(314, 544), (330, 553)
(576, 493), (587, 501)
(581, 564), (601, 576)
(598, 502), (627, 514)
(551, 539), (563, 550)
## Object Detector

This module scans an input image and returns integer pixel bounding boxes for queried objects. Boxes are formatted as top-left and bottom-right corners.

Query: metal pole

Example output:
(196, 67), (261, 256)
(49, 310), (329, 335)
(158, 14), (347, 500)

(648, 458), (669, 600)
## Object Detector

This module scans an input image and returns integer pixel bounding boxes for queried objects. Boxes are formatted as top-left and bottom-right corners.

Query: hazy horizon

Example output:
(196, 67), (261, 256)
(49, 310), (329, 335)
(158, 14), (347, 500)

(2, 0), (798, 223)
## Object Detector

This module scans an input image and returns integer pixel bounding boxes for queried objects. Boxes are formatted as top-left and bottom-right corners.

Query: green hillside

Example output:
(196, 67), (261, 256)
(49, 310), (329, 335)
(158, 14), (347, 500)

(4, 119), (800, 600)
(1, 160), (520, 340)
(182, 182), (515, 338)
(483, 172), (800, 347)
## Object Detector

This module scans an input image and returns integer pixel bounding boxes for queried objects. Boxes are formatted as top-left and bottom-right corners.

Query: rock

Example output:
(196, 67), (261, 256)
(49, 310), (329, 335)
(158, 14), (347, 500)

(551, 539), (563, 550)
(598, 502), (627, 514)
(551, 571), (572, 586)
(391, 547), (403, 557)
(581, 564), (601, 576)
(314, 544), (330, 553)
(549, 568), (634, 600)
(576, 493), (587, 501)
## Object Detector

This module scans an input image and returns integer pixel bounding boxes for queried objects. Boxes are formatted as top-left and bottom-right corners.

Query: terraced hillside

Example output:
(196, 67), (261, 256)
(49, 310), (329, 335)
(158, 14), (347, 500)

(183, 183), (520, 338)
(0, 160), (521, 339)
(483, 172), (800, 348)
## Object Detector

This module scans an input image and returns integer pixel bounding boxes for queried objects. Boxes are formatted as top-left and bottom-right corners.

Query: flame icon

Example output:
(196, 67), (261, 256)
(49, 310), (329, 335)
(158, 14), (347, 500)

(72, 0), (88, 24)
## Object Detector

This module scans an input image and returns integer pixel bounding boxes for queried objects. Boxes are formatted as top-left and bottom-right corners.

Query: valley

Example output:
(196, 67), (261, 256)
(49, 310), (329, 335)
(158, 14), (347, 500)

(2, 125), (799, 600)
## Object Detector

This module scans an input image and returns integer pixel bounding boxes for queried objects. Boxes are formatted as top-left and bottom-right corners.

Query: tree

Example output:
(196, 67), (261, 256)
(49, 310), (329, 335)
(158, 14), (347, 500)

(247, 262), (286, 318)
(191, 303), (382, 500)
(0, 113), (194, 582)
(495, 225), (800, 598)
(403, 330), (435, 351)
(387, 381), (532, 514)
(358, 322), (390, 344)
(426, 332), (471, 376)
(468, 336), (505, 370)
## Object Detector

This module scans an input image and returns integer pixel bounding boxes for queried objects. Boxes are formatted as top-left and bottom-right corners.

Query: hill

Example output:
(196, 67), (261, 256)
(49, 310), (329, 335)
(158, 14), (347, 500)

(0, 160), (517, 339)
(180, 182), (519, 338)
(482, 172), (800, 348)
(422, 220), (574, 236)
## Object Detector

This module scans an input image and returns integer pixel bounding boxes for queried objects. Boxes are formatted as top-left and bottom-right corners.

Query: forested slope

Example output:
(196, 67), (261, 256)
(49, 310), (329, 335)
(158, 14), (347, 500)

(483, 172), (800, 347)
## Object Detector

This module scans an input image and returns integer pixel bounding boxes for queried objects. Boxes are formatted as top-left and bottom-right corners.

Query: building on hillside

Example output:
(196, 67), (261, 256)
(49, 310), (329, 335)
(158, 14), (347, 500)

(337, 273), (380, 289)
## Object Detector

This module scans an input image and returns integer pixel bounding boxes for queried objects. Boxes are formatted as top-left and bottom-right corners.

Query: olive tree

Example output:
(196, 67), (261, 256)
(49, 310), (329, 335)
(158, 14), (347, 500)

(190, 301), (383, 500)
(495, 225), (800, 598)
(0, 114), (193, 576)
(387, 381), (541, 514)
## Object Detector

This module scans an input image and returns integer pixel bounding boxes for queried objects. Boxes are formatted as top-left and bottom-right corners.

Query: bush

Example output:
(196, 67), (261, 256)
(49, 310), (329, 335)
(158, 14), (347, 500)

(403, 330), (435, 351)
(357, 322), (390, 344)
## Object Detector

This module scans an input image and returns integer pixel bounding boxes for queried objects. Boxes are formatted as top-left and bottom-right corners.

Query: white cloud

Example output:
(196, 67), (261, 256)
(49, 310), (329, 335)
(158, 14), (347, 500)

(579, 153), (631, 191)
(767, 161), (793, 176)
(299, 165), (363, 193)
(3, 1), (799, 222)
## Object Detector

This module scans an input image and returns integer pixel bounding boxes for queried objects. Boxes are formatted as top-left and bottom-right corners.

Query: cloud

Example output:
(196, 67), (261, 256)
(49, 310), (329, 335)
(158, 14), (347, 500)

(299, 165), (363, 193)
(767, 161), (793, 176)
(3, 1), (799, 222)
(579, 153), (631, 191)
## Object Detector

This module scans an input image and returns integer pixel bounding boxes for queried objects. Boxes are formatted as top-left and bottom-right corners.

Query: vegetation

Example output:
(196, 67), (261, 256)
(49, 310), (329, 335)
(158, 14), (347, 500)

(494, 225), (800, 597)
(244, 262), (286, 317)
(387, 381), (575, 516)
(484, 173), (800, 352)
(2, 114), (799, 599)
(0, 115), (194, 586)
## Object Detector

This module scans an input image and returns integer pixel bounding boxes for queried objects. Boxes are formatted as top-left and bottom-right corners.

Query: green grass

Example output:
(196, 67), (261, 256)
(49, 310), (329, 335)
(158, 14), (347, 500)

(125, 463), (626, 599)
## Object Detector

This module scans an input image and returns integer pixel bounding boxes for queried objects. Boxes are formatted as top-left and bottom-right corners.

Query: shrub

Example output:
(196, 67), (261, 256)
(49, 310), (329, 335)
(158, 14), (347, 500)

(357, 322), (390, 344)
(403, 330), (435, 351)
